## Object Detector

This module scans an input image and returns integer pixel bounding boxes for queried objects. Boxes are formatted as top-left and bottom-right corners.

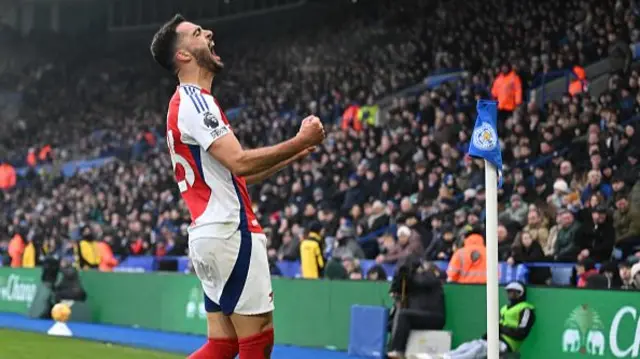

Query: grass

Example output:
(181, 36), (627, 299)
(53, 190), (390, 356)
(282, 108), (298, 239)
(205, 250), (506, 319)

(0, 329), (184, 359)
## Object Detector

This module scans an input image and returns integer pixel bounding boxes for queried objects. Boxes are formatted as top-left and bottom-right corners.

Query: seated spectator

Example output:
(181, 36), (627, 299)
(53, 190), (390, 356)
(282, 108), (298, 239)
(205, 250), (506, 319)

(544, 212), (561, 257)
(365, 265), (387, 281)
(584, 261), (620, 289)
(499, 194), (528, 230)
(547, 179), (570, 211)
(424, 223), (455, 261)
(521, 208), (550, 249)
(618, 260), (640, 290)
(629, 262), (640, 290)
(423, 215), (444, 254)
(581, 170), (613, 204)
(376, 226), (423, 265)
(613, 193), (633, 242)
(497, 224), (513, 261)
(508, 231), (549, 285)
(323, 257), (348, 280)
(576, 258), (599, 288)
(579, 205), (615, 263)
(276, 230), (300, 262)
(332, 225), (365, 260)
(366, 200), (390, 234)
(615, 178), (640, 258)
(554, 209), (583, 262)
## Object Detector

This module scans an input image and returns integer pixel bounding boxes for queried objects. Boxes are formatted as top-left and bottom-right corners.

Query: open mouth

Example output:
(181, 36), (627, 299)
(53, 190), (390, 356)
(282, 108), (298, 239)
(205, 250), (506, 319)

(209, 41), (221, 62)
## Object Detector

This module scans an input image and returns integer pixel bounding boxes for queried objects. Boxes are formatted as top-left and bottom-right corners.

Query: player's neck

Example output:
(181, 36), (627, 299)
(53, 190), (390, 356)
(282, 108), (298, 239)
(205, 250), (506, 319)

(178, 68), (214, 93)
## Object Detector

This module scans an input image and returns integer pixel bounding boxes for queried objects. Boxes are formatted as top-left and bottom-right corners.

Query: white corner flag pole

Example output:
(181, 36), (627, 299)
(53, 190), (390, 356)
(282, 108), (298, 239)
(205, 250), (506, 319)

(484, 160), (500, 359)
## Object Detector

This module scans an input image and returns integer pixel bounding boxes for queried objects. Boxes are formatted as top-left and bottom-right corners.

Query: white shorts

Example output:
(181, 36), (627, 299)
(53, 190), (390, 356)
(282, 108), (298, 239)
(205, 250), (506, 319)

(189, 230), (274, 316)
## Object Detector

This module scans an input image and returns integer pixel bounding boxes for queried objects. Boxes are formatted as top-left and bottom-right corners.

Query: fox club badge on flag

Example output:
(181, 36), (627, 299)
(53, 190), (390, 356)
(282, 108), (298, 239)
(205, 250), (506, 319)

(468, 100), (503, 187)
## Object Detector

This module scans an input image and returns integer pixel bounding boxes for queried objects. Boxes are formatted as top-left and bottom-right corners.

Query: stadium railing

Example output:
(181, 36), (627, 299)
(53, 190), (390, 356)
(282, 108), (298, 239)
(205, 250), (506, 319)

(113, 255), (591, 286)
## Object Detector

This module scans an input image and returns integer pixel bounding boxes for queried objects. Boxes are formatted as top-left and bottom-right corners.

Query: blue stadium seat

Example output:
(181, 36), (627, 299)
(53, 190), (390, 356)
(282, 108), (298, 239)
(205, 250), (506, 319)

(177, 257), (190, 273)
(348, 305), (388, 358)
(276, 261), (301, 278)
(359, 260), (375, 276)
(117, 256), (155, 271)
(550, 266), (574, 286)
(499, 264), (528, 284)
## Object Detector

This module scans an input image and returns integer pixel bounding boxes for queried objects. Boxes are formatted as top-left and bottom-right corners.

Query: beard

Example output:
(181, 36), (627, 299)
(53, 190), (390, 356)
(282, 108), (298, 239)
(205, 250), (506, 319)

(193, 46), (224, 74)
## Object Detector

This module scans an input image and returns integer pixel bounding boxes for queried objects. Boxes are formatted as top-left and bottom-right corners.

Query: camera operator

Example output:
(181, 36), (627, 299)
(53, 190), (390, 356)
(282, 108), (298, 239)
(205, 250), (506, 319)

(387, 256), (446, 359)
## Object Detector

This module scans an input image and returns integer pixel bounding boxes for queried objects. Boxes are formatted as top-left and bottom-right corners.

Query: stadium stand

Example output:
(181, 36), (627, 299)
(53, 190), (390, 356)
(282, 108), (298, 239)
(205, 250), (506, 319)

(1, 0), (640, 289)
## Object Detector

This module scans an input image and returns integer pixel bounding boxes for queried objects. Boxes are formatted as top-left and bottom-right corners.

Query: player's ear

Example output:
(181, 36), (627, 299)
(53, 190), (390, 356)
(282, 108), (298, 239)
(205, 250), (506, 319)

(175, 50), (191, 63)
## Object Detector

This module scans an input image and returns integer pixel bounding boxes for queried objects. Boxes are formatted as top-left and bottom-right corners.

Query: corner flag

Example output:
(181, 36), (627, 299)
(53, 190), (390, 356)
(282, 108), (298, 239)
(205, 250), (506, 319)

(468, 100), (503, 187)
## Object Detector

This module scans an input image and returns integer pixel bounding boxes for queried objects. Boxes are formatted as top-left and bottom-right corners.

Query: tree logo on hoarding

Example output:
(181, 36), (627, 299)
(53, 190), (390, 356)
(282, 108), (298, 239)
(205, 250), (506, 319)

(185, 287), (206, 320)
(563, 304), (606, 356)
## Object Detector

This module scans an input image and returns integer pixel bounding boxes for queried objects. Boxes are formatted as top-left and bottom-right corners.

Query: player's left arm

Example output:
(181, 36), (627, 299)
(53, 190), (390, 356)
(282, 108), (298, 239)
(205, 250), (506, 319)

(244, 146), (315, 185)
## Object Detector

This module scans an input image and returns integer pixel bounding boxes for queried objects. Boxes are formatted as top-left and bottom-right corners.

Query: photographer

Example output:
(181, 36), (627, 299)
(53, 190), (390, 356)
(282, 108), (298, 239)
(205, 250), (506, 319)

(387, 256), (446, 359)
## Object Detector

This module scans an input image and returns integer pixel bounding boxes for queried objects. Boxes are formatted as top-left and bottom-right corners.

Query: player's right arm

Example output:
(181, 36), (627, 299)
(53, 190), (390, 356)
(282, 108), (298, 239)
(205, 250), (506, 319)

(207, 119), (322, 177)
(244, 146), (315, 185)
(178, 94), (324, 177)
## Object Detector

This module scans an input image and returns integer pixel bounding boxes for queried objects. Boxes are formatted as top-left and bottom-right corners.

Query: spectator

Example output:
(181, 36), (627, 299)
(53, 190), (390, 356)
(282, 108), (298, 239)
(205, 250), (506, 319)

(593, 261), (622, 288)
(499, 194), (528, 229)
(521, 208), (550, 250)
(508, 232), (549, 285)
(300, 221), (325, 279)
(497, 224), (513, 261)
(74, 225), (100, 270)
(376, 226), (423, 265)
(613, 193), (633, 242)
(631, 262), (640, 290)
(615, 179), (640, 258)
(581, 170), (613, 204)
(423, 215), (444, 255)
(579, 205), (615, 263)
(618, 261), (640, 290)
(8, 230), (25, 268)
(554, 210), (583, 262)
(97, 235), (119, 272)
(276, 231), (300, 262)
(0, 161), (16, 190)
(366, 265), (388, 281)
(491, 63), (523, 127)
(543, 211), (560, 258)
(332, 225), (365, 260)
(424, 223), (455, 261)
(547, 179), (570, 211)
(607, 32), (632, 75)
(447, 232), (487, 284)
(576, 258), (599, 288)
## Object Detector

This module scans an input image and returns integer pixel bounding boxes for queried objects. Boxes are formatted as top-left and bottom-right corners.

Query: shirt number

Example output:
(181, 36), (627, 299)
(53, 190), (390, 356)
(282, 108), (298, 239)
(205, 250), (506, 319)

(167, 130), (195, 193)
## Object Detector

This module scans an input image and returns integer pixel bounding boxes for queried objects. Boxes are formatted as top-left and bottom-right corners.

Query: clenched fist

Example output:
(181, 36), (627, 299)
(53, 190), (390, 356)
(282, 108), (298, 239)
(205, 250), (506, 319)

(297, 115), (325, 147)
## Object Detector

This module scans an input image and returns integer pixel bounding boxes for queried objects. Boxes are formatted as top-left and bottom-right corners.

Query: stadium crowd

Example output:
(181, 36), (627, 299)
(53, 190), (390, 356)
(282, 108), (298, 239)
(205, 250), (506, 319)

(1, 0), (640, 288)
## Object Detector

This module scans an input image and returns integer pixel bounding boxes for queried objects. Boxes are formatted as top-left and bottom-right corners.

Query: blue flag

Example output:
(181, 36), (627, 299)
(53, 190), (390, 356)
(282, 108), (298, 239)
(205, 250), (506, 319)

(468, 100), (503, 187)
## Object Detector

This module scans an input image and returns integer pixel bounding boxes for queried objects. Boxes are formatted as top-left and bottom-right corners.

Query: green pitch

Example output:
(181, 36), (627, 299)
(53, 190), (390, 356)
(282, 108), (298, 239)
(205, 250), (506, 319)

(0, 329), (184, 359)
